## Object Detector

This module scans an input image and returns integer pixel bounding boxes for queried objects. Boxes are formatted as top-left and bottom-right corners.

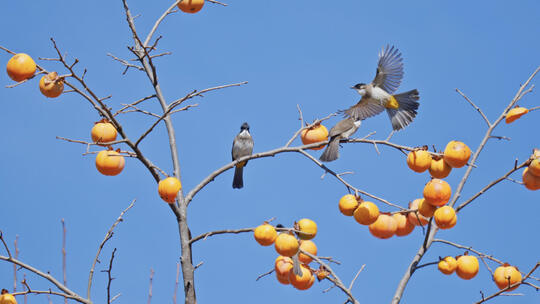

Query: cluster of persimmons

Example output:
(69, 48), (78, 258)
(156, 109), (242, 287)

(334, 140), (471, 240)
(253, 219), (329, 290)
(438, 254), (523, 290)
(6, 52), (184, 207)
(298, 121), (532, 290)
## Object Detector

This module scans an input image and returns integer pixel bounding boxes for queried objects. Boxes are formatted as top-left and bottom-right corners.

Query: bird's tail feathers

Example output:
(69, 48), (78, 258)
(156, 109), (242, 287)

(387, 89), (419, 131)
(319, 137), (340, 162)
(233, 166), (244, 189)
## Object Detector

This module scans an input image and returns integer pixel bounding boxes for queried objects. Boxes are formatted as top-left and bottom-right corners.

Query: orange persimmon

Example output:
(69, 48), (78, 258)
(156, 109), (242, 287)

(253, 223), (277, 246)
(368, 214), (397, 239)
(91, 119), (118, 145)
(295, 219), (317, 240)
(95, 149), (125, 176)
(493, 264), (522, 291)
(6, 53), (36, 82)
(353, 201), (379, 225)
(443, 141), (471, 168)
(438, 256), (458, 275)
(505, 107), (529, 124)
(423, 179), (452, 207)
(298, 240), (317, 264)
(393, 213), (415, 237)
(406, 150), (432, 173)
(177, 0), (204, 13)
(158, 177), (182, 203)
(300, 124), (328, 150)
(339, 194), (359, 216)
(39, 72), (64, 98)
(456, 253), (479, 280)
(275, 233), (299, 257)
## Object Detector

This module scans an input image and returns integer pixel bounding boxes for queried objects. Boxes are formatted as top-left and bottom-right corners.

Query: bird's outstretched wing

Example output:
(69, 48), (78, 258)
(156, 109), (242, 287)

(372, 45), (404, 94)
(341, 96), (385, 121)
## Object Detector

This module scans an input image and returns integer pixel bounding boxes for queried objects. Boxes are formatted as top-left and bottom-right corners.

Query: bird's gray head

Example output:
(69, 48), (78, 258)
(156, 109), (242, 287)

(240, 122), (250, 131)
(351, 83), (367, 96)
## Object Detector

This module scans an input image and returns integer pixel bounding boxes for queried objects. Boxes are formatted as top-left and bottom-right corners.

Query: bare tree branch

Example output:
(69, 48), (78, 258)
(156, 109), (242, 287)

(88, 200), (135, 299)
(0, 254), (90, 304)
(456, 89), (491, 127)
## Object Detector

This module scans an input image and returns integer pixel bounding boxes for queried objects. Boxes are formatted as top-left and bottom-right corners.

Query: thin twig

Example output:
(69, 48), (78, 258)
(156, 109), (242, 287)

(87, 200), (135, 299)
(135, 82), (247, 146)
(207, 0), (228, 6)
(456, 89), (491, 127)
(113, 94), (156, 116)
(433, 239), (504, 265)
(147, 269), (154, 304)
(13, 235), (19, 292)
(299, 249), (359, 304)
(103, 248), (117, 304)
(173, 262), (180, 304)
(0, 255), (90, 303)
(348, 264), (366, 290)
(62, 219), (67, 304)
(456, 160), (528, 212)
(189, 228), (254, 244)
(256, 269), (275, 281)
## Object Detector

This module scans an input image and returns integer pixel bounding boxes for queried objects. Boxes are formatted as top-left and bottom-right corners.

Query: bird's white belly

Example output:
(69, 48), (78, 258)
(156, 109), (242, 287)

(370, 87), (391, 105)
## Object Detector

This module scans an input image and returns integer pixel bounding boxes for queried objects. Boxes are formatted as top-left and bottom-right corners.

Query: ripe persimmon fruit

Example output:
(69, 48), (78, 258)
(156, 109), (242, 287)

(275, 233), (299, 257)
(456, 253), (479, 280)
(522, 168), (540, 191)
(407, 199), (429, 226)
(434, 206), (457, 230)
(353, 201), (379, 225)
(91, 119), (118, 145)
(528, 158), (540, 177)
(158, 177), (182, 203)
(393, 213), (415, 237)
(493, 264), (522, 291)
(95, 149), (125, 176)
(295, 219), (317, 240)
(288, 264), (313, 290)
(505, 107), (529, 124)
(6, 53), (36, 82)
(406, 150), (432, 173)
(300, 124), (328, 150)
(275, 255), (294, 278)
(298, 240), (317, 264)
(39, 72), (64, 98)
(368, 214), (397, 239)
(417, 198), (437, 218)
(423, 179), (452, 207)
(443, 141), (471, 168)
(253, 223), (277, 246)
(339, 194), (359, 216)
(438, 256), (458, 275)
(177, 0), (205, 13)
(429, 156), (452, 179)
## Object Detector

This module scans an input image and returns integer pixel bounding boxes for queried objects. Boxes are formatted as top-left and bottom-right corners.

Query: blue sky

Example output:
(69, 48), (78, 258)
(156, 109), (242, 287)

(1, 1), (539, 303)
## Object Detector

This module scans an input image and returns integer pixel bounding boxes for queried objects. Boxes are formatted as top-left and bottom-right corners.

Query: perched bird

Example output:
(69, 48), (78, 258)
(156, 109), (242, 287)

(231, 122), (254, 189)
(320, 117), (362, 162)
(343, 45), (419, 131)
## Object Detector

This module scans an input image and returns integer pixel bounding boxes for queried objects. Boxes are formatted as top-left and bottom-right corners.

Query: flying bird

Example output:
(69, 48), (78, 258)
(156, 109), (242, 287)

(319, 117), (362, 162)
(231, 122), (254, 189)
(343, 45), (419, 131)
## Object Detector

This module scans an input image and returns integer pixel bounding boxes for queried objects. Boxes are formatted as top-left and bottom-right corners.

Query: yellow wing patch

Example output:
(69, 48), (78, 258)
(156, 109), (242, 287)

(386, 95), (399, 109)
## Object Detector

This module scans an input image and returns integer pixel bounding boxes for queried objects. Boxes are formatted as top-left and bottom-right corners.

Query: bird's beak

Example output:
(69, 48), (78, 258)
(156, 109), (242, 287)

(350, 86), (355, 89)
